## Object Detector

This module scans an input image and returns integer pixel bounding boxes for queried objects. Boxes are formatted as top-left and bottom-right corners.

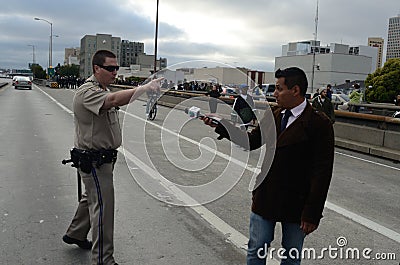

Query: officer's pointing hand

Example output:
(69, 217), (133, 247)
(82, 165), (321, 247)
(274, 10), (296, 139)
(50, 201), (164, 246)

(145, 77), (164, 92)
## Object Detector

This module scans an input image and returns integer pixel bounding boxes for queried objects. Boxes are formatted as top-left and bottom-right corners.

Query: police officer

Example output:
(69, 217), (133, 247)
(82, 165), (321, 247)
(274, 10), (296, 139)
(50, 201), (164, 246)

(62, 50), (162, 265)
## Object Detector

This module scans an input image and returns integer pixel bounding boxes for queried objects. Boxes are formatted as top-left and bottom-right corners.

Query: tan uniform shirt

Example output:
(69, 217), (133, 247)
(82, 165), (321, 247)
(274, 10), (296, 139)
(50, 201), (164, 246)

(73, 75), (122, 150)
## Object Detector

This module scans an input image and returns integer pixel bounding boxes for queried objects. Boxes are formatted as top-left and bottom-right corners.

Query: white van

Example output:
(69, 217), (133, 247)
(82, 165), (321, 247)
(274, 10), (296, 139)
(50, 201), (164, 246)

(261, 83), (276, 96)
(252, 83), (276, 100)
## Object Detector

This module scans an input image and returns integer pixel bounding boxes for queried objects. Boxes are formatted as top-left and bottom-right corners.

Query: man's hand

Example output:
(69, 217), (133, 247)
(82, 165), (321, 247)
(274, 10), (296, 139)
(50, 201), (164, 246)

(300, 221), (317, 235)
(130, 77), (164, 102)
(199, 113), (221, 128)
(141, 77), (164, 92)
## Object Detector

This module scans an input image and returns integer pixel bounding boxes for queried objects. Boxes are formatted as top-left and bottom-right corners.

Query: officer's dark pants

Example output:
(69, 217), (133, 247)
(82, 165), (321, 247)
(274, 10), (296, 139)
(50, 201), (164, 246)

(209, 98), (218, 113)
(66, 162), (115, 265)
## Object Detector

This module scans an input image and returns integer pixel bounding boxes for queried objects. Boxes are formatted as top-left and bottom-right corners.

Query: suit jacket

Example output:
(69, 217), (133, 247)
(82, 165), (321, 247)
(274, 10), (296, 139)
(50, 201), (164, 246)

(215, 103), (334, 225)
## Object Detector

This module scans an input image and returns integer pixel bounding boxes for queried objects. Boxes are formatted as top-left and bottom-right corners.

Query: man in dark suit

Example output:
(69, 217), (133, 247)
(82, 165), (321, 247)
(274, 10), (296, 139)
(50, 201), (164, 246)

(311, 88), (335, 123)
(201, 67), (334, 265)
(232, 84), (256, 126)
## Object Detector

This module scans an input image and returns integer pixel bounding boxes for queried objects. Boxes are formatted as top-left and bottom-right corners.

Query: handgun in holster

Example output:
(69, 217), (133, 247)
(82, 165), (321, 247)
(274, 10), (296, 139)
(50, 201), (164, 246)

(62, 148), (90, 202)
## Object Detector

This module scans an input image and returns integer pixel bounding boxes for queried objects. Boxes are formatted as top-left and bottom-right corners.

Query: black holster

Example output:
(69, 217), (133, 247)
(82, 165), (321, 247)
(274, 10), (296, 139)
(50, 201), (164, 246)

(62, 148), (118, 174)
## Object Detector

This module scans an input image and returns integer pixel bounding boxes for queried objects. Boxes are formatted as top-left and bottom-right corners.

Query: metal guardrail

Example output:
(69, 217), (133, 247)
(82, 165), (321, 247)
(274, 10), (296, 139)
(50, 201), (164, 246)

(347, 102), (400, 117)
(155, 90), (400, 159)
(110, 84), (400, 120)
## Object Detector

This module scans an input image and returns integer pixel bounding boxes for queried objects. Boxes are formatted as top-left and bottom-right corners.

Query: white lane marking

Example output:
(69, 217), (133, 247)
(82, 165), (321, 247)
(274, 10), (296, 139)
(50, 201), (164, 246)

(37, 88), (400, 247)
(121, 147), (248, 247)
(335, 151), (400, 171)
(123, 110), (400, 243)
(33, 87), (253, 256)
(35, 85), (74, 115)
(121, 109), (260, 174)
(121, 146), (279, 264)
(325, 201), (400, 243)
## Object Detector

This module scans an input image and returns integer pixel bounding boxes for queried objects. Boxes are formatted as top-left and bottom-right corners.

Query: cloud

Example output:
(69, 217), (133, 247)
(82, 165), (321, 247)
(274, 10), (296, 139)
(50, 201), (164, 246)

(0, 0), (398, 71)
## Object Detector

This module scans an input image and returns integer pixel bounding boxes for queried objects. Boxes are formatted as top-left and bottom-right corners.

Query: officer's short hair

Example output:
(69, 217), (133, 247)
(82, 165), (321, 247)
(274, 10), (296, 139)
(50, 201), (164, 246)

(92, 50), (116, 72)
(275, 67), (308, 96)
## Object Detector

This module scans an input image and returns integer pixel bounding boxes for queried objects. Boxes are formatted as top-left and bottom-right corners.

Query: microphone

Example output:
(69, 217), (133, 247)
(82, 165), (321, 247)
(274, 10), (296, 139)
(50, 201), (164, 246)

(184, 106), (221, 125)
(185, 106), (201, 118)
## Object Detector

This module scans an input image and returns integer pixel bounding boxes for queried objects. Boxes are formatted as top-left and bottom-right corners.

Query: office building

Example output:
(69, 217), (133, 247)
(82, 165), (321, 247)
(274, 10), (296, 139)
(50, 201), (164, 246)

(386, 15), (400, 60)
(368, 37), (384, 68)
(79, 34), (168, 78)
(64, 47), (80, 66)
(276, 40), (378, 93)
(120, 40), (144, 67)
(135, 54), (167, 71)
(80, 34), (121, 78)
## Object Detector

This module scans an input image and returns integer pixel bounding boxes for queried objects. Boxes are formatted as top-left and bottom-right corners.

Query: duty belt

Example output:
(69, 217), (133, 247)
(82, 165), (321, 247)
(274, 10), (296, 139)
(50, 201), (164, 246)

(62, 148), (118, 174)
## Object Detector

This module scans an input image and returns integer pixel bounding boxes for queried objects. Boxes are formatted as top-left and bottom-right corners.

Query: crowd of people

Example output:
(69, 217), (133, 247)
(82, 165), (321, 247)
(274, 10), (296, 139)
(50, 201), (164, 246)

(54, 75), (86, 89)
(175, 81), (222, 91)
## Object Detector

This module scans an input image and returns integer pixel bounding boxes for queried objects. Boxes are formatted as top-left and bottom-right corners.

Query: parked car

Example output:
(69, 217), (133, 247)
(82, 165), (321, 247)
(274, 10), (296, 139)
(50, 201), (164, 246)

(251, 84), (276, 101)
(256, 84), (275, 96)
(331, 93), (350, 110)
(14, 76), (32, 90)
(12, 76), (19, 86)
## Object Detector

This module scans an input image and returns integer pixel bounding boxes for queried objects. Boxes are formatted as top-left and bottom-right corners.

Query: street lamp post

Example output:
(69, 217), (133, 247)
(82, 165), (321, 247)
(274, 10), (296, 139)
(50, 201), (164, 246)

(27, 44), (36, 65)
(310, 0), (319, 93)
(153, 0), (159, 75)
(34, 17), (53, 68)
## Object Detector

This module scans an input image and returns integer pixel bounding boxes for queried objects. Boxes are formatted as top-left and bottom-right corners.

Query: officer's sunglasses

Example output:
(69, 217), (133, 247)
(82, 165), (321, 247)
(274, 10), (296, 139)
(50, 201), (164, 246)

(97, 64), (120, 72)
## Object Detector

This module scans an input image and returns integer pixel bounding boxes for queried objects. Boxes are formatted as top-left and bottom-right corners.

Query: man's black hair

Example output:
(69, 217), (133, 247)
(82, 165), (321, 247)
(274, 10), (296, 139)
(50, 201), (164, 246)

(92, 50), (116, 72)
(275, 67), (308, 96)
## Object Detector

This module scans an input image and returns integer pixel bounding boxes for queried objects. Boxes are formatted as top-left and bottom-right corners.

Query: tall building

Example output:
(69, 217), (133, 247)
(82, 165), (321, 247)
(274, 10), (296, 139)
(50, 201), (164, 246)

(386, 15), (400, 61)
(64, 47), (80, 65)
(120, 40), (144, 67)
(80, 34), (121, 78)
(276, 40), (378, 93)
(368, 37), (384, 69)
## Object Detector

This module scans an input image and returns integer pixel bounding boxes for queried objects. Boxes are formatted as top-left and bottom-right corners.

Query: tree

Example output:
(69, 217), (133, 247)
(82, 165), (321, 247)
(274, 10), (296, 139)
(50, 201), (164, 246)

(58, 64), (80, 77)
(30, 64), (46, 79)
(365, 58), (400, 103)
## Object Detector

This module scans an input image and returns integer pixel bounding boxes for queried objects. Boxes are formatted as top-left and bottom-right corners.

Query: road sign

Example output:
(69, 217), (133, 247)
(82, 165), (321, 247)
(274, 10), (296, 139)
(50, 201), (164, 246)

(48, 67), (55, 77)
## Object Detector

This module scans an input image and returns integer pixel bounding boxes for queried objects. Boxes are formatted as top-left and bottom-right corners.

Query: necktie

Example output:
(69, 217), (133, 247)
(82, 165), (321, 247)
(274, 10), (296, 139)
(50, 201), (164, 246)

(280, 110), (292, 133)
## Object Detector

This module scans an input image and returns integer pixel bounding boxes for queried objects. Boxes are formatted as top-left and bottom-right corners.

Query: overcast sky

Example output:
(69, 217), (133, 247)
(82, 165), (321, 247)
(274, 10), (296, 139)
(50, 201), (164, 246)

(0, 0), (399, 72)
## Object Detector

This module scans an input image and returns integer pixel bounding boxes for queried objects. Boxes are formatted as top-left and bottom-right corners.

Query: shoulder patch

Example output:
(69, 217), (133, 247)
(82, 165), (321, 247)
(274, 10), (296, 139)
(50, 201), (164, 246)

(84, 83), (102, 92)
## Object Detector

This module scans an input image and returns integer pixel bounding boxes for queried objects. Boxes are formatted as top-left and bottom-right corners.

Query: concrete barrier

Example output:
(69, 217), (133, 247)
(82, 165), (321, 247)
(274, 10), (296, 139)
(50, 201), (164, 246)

(333, 123), (385, 147)
(383, 130), (400, 150)
(333, 122), (400, 161)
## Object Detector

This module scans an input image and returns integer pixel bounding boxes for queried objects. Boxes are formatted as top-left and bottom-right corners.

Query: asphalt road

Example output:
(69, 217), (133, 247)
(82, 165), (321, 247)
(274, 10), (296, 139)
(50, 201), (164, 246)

(0, 79), (398, 265)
